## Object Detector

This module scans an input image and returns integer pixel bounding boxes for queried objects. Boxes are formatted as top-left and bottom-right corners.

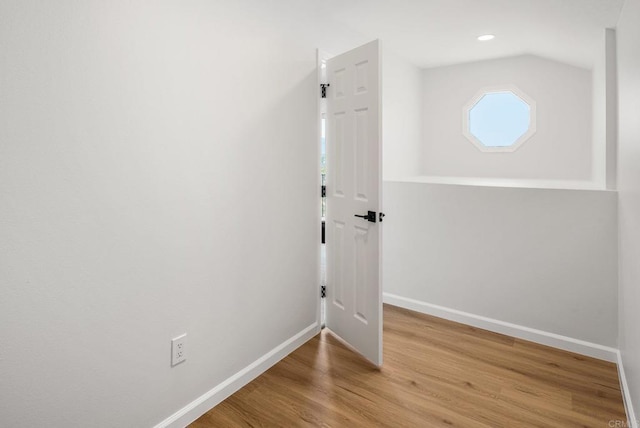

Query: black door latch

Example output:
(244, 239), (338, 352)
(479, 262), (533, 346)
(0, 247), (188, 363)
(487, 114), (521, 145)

(354, 211), (377, 223)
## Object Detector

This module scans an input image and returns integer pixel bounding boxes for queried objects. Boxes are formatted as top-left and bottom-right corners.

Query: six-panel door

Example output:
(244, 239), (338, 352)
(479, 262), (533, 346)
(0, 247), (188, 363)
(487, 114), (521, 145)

(325, 40), (382, 366)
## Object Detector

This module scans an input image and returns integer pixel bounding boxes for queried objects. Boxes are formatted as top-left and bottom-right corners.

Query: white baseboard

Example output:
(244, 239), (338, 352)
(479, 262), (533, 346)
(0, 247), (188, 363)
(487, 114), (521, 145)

(153, 322), (320, 428)
(617, 350), (639, 428)
(383, 293), (618, 362)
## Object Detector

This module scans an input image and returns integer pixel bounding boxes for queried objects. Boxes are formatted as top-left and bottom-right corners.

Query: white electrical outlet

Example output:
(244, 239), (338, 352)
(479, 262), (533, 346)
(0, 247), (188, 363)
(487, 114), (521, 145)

(171, 334), (187, 366)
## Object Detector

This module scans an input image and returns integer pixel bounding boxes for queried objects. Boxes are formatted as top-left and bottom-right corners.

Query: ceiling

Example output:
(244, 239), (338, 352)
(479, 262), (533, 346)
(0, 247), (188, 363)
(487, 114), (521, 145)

(319, 0), (625, 69)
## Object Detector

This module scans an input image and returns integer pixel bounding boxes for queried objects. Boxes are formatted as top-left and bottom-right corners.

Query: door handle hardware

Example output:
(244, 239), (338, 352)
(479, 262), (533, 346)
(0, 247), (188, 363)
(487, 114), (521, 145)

(354, 211), (377, 223)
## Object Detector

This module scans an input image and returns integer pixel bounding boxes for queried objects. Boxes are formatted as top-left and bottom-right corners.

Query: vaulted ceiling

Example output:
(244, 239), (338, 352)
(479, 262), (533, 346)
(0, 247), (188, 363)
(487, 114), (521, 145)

(319, 0), (625, 69)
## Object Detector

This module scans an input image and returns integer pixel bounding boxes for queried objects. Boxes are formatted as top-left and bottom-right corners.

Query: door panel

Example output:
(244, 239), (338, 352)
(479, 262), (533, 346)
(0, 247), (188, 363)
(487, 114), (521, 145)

(325, 40), (382, 366)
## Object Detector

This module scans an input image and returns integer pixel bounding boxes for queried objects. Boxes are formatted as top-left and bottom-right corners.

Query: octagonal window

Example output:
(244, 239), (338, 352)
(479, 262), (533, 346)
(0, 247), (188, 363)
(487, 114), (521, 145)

(463, 87), (536, 152)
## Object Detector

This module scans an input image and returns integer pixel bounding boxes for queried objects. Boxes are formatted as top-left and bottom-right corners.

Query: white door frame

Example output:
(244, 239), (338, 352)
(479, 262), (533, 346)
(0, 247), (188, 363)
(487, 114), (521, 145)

(316, 49), (331, 330)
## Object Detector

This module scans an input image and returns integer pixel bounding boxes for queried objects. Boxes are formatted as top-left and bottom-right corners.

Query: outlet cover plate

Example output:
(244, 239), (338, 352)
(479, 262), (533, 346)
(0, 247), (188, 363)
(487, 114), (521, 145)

(171, 334), (187, 366)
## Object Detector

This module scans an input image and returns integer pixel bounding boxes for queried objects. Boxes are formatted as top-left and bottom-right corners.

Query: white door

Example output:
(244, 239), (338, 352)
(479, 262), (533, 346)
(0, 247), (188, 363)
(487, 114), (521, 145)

(325, 40), (382, 366)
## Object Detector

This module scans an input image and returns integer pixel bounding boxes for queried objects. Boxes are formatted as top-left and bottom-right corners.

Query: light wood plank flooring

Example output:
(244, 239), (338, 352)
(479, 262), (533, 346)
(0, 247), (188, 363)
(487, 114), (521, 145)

(191, 304), (626, 427)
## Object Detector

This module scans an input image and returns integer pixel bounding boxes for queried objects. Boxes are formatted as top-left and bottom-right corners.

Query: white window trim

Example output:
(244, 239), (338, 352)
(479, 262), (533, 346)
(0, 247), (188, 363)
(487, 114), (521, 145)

(462, 84), (537, 153)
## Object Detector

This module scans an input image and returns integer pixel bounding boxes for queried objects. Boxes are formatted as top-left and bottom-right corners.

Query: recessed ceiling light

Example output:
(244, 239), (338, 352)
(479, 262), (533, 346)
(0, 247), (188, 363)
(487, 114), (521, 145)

(478, 34), (495, 41)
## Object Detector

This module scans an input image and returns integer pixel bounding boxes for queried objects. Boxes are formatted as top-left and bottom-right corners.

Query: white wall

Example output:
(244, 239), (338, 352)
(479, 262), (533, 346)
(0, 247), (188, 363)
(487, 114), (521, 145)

(382, 50), (423, 180)
(383, 181), (618, 347)
(0, 2), (368, 427)
(593, 33), (607, 188)
(605, 29), (619, 190)
(617, 0), (640, 419)
(421, 55), (594, 182)
(592, 29), (618, 191)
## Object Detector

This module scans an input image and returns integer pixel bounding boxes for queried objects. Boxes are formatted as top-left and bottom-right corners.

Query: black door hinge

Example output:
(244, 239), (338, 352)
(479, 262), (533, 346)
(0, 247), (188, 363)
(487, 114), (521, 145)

(320, 83), (330, 98)
(321, 285), (326, 298)
(321, 185), (326, 198)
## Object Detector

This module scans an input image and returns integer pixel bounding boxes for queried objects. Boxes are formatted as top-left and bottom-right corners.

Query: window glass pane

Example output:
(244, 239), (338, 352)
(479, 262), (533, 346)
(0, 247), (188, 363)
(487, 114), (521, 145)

(469, 92), (530, 147)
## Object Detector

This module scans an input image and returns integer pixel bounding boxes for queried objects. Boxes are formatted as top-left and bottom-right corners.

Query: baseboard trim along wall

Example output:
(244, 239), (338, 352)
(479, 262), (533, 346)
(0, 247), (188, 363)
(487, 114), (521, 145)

(153, 322), (320, 428)
(383, 293), (618, 362)
(616, 350), (639, 428)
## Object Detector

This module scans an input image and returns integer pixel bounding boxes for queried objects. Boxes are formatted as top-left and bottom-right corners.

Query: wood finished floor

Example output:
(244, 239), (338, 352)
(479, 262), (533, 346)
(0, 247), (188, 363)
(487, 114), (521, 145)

(190, 304), (626, 427)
